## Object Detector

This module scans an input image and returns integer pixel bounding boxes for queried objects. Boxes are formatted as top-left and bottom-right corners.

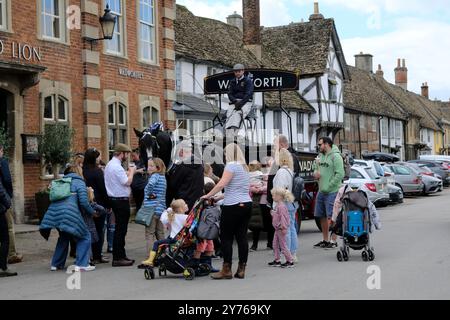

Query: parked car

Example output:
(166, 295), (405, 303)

(354, 159), (402, 203)
(346, 166), (390, 206)
(399, 162), (442, 194)
(419, 155), (450, 162)
(386, 183), (404, 204)
(382, 164), (424, 195)
(408, 160), (450, 187)
(362, 152), (400, 163)
(354, 159), (386, 178)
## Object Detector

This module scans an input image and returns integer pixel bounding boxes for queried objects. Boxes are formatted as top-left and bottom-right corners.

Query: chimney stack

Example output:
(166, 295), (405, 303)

(309, 1), (324, 21)
(227, 11), (243, 32)
(421, 82), (429, 99)
(243, 0), (262, 60)
(376, 64), (384, 77)
(395, 58), (408, 90)
(354, 52), (373, 73)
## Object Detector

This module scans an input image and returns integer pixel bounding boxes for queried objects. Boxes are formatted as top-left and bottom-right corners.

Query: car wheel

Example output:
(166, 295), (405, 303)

(395, 183), (403, 194)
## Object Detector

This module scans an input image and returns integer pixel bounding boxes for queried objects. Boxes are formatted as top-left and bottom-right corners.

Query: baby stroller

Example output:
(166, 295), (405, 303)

(335, 187), (375, 262)
(143, 200), (212, 281)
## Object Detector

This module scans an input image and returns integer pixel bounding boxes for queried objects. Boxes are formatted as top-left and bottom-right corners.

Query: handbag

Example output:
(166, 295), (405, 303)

(135, 205), (155, 227)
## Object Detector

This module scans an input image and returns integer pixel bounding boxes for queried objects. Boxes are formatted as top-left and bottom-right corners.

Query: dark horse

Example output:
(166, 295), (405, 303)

(133, 125), (173, 170)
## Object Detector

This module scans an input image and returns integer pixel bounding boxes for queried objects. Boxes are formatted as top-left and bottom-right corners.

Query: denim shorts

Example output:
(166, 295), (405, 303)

(314, 192), (338, 219)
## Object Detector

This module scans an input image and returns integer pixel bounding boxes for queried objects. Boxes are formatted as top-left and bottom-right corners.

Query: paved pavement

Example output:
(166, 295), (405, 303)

(1, 190), (450, 300)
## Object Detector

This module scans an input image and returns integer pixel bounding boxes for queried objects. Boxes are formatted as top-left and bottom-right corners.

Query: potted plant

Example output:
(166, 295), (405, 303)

(35, 123), (75, 222)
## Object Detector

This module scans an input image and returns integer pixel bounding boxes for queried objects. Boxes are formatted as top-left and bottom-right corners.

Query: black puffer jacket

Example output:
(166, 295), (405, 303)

(167, 157), (204, 210)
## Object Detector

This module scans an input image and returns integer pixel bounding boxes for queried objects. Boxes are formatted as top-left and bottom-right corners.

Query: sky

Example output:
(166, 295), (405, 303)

(176, 0), (450, 101)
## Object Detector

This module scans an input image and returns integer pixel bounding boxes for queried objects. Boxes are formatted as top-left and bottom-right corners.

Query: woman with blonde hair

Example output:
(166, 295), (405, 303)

(202, 143), (252, 280)
(143, 158), (167, 254)
(273, 148), (298, 262)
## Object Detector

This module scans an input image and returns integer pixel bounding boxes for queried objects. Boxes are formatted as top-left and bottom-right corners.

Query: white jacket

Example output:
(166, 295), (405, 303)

(160, 208), (188, 238)
(273, 166), (293, 192)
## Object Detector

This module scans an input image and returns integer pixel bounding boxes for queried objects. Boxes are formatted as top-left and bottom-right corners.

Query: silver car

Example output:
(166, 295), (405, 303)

(346, 166), (390, 206)
(399, 162), (442, 194)
(382, 164), (424, 195)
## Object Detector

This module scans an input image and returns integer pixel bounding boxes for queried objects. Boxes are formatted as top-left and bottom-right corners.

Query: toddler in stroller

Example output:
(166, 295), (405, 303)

(331, 184), (381, 262)
(140, 199), (213, 280)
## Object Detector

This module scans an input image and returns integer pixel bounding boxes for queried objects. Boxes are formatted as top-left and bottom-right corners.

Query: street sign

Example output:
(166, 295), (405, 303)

(204, 69), (299, 95)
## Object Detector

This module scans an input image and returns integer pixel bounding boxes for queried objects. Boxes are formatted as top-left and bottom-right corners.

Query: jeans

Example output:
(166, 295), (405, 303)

(152, 237), (176, 252)
(285, 202), (298, 254)
(51, 231), (91, 268)
(0, 213), (9, 271)
(111, 199), (131, 261)
(91, 214), (107, 260)
(220, 202), (252, 264)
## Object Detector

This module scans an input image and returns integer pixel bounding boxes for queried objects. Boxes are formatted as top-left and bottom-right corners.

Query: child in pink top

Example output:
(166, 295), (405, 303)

(268, 188), (294, 268)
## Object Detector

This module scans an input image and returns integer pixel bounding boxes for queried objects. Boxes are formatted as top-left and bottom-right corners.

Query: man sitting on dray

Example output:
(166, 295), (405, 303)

(225, 63), (255, 138)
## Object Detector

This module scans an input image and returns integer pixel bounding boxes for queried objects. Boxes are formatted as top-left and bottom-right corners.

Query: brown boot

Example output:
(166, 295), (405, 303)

(234, 262), (246, 279)
(210, 262), (232, 280)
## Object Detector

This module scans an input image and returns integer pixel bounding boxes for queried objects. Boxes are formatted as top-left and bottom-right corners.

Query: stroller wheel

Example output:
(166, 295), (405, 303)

(183, 267), (195, 281)
(362, 251), (369, 262)
(337, 251), (343, 262)
(144, 268), (154, 280)
(368, 250), (375, 261)
(342, 250), (349, 261)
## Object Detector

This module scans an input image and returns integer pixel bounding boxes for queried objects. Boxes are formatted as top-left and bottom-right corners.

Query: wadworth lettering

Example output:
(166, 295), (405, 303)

(0, 40), (42, 62)
(204, 69), (299, 95)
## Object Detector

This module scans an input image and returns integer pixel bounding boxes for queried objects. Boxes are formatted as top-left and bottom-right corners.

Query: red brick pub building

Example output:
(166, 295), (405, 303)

(0, 0), (176, 223)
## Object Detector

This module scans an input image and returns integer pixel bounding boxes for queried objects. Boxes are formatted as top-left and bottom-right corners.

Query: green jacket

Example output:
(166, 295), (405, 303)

(314, 145), (344, 194)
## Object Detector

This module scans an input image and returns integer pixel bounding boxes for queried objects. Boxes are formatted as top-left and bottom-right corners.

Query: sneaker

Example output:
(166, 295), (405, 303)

(249, 245), (257, 252)
(292, 255), (298, 263)
(313, 240), (327, 248)
(324, 242), (338, 250)
(50, 266), (57, 271)
(268, 260), (281, 267)
(75, 265), (96, 272)
(280, 262), (295, 268)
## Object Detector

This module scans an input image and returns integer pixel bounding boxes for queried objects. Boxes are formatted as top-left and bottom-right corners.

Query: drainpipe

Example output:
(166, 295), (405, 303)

(378, 116), (383, 152)
(357, 114), (362, 158)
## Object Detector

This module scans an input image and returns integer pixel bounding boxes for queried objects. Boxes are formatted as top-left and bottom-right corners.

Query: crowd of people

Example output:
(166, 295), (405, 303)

(0, 131), (378, 279)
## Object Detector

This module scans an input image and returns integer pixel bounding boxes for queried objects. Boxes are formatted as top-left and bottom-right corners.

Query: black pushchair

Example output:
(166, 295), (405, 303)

(143, 200), (212, 281)
(334, 188), (375, 262)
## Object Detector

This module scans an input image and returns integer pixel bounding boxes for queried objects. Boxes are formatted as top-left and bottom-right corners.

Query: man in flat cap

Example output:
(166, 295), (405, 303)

(104, 143), (136, 267)
(226, 63), (254, 137)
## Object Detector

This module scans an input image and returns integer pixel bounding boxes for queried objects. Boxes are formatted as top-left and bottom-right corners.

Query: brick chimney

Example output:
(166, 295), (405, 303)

(309, 2), (324, 21)
(376, 64), (384, 77)
(421, 82), (429, 99)
(395, 58), (408, 90)
(243, 0), (261, 60)
(227, 11), (243, 32)
(354, 52), (373, 73)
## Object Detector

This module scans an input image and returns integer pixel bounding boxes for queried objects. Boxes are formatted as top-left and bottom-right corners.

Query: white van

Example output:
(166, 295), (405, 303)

(419, 155), (450, 162)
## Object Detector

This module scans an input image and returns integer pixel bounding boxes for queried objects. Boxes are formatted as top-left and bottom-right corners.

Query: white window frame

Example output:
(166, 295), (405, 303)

(40, 0), (66, 42)
(108, 102), (128, 159)
(43, 94), (68, 124)
(138, 0), (157, 64)
(395, 121), (402, 140)
(296, 113), (304, 143)
(0, 0), (8, 31)
(105, 0), (125, 56)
